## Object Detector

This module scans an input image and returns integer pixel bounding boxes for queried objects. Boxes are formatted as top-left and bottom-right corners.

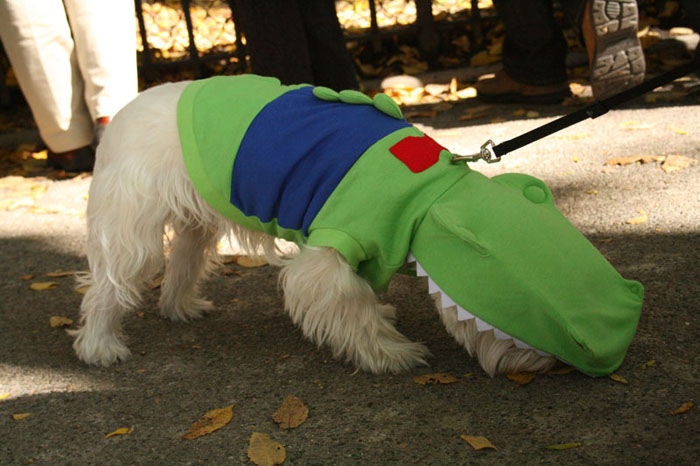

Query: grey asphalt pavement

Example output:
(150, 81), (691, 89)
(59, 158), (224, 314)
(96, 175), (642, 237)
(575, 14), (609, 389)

(1, 89), (698, 464)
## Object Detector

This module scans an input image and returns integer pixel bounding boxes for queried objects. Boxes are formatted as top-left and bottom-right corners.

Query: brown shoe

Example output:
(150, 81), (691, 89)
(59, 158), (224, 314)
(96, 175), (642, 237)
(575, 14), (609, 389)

(582, 0), (645, 99)
(476, 70), (571, 104)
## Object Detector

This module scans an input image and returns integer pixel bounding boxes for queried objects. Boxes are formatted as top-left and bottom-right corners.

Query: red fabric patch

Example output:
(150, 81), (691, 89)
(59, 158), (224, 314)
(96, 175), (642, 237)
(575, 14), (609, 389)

(389, 135), (445, 173)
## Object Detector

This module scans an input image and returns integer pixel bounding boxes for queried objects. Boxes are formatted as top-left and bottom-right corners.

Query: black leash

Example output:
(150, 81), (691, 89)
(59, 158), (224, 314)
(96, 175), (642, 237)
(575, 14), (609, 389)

(452, 57), (700, 164)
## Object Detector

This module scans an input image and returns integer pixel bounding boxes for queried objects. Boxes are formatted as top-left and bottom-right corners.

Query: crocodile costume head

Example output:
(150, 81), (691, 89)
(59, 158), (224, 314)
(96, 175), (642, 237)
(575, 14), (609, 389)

(177, 75), (644, 376)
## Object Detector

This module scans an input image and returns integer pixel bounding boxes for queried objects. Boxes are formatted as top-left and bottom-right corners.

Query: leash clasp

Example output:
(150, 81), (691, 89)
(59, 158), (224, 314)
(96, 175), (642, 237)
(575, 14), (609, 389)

(451, 139), (500, 164)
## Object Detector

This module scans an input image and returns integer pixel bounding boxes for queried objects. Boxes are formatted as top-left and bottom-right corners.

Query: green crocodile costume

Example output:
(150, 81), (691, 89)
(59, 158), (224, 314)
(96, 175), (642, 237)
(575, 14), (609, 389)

(177, 74), (643, 376)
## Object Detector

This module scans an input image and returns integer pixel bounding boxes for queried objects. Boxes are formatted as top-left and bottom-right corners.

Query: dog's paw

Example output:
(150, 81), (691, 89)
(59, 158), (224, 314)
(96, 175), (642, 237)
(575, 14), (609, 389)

(159, 297), (213, 322)
(351, 332), (431, 375)
(69, 327), (130, 366)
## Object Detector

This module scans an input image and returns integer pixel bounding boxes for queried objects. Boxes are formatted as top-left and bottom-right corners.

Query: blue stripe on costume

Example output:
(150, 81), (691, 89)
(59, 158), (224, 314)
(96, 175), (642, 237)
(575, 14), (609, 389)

(230, 86), (410, 234)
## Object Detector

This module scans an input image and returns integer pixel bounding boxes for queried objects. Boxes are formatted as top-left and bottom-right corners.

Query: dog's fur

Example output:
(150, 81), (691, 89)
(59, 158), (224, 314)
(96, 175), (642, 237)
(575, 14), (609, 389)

(70, 81), (556, 376)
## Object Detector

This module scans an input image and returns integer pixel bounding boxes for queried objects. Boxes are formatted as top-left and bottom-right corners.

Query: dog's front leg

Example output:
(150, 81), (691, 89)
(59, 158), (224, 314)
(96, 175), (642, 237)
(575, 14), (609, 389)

(279, 246), (430, 374)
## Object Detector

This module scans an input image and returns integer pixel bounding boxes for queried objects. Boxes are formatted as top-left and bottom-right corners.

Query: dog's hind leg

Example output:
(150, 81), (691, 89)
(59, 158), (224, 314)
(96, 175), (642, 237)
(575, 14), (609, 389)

(280, 246), (431, 374)
(159, 220), (220, 321)
(70, 188), (166, 366)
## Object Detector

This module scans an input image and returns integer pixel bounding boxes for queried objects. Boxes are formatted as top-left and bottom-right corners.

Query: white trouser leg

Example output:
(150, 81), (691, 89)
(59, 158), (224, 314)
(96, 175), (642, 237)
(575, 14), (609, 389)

(62, 0), (138, 121)
(0, 0), (92, 152)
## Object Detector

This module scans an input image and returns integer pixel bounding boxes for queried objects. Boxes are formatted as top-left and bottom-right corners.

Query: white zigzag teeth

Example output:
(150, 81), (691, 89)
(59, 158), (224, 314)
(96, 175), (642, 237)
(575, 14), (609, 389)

(410, 256), (551, 357)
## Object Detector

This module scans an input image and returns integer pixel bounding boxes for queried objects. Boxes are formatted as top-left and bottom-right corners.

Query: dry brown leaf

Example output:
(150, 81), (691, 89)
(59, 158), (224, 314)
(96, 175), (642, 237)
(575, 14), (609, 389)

(604, 155), (664, 166)
(237, 256), (267, 268)
(546, 442), (582, 450)
(30, 281), (58, 291)
(20, 274), (35, 281)
(181, 404), (234, 439)
(547, 366), (575, 375)
(46, 270), (75, 278)
(609, 373), (628, 384)
(12, 413), (31, 420)
(506, 372), (536, 385)
(247, 432), (286, 466)
(272, 395), (309, 429)
(670, 401), (693, 415)
(413, 373), (459, 385)
(461, 434), (497, 450)
(625, 210), (648, 225)
(49, 316), (73, 328)
(661, 155), (697, 173)
(105, 427), (133, 438)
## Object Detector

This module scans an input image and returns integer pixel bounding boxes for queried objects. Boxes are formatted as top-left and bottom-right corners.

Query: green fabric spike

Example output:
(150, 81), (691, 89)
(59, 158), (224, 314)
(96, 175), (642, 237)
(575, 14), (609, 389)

(312, 86), (341, 102)
(372, 93), (403, 119)
(339, 89), (373, 105)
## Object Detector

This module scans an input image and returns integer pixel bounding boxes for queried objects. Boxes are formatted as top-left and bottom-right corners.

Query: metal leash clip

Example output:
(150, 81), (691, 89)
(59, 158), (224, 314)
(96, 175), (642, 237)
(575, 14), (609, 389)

(450, 139), (500, 164)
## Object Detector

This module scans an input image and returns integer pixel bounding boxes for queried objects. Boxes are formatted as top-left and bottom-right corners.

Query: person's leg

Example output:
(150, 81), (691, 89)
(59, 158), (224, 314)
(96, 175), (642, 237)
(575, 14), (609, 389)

(62, 0), (138, 123)
(298, 0), (358, 90)
(494, 0), (568, 86)
(0, 0), (93, 152)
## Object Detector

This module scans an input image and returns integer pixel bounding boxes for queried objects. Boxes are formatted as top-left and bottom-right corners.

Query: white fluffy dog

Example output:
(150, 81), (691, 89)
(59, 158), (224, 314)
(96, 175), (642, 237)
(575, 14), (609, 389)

(72, 78), (638, 377)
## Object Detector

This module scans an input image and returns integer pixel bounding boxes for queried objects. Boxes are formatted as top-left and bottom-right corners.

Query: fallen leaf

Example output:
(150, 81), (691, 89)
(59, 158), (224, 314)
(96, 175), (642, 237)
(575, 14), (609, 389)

(671, 401), (693, 415)
(30, 281), (58, 291)
(247, 432), (286, 466)
(75, 285), (90, 295)
(46, 270), (75, 278)
(12, 413), (31, 420)
(461, 434), (497, 450)
(49, 316), (73, 328)
(672, 128), (687, 135)
(609, 373), (628, 384)
(546, 442), (582, 450)
(20, 274), (35, 280)
(526, 110), (540, 118)
(0, 393), (10, 400)
(105, 427), (133, 438)
(661, 155), (697, 173)
(585, 190), (598, 194)
(625, 210), (648, 225)
(547, 366), (575, 375)
(236, 256), (267, 268)
(620, 121), (652, 130)
(181, 404), (234, 439)
(272, 395), (309, 429)
(506, 372), (536, 385)
(413, 373), (459, 385)
(641, 359), (656, 369)
(605, 155), (664, 166)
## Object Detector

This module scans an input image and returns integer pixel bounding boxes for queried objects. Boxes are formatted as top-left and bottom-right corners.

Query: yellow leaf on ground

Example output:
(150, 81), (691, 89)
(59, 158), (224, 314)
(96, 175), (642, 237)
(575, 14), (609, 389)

(49, 316), (73, 328)
(247, 432), (286, 466)
(413, 373), (459, 385)
(12, 413), (31, 420)
(75, 285), (90, 295)
(461, 434), (497, 450)
(506, 372), (536, 385)
(30, 281), (58, 291)
(661, 155), (697, 173)
(620, 121), (652, 130)
(609, 373), (628, 384)
(272, 395), (309, 429)
(625, 210), (648, 225)
(641, 359), (656, 369)
(105, 427), (133, 438)
(46, 270), (75, 278)
(546, 442), (582, 450)
(236, 256), (268, 268)
(181, 404), (234, 439)
(526, 110), (540, 118)
(0, 392), (10, 400)
(671, 401), (693, 415)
